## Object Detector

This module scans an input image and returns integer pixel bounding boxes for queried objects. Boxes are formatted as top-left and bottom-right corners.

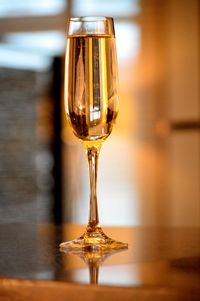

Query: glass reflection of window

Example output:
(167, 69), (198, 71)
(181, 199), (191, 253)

(93, 39), (101, 110)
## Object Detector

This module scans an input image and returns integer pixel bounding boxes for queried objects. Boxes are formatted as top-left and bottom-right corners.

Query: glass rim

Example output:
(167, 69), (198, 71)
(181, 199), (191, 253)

(69, 16), (114, 22)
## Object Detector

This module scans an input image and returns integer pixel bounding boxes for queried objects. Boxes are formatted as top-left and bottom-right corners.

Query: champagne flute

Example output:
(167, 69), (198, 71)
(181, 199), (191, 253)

(60, 16), (127, 252)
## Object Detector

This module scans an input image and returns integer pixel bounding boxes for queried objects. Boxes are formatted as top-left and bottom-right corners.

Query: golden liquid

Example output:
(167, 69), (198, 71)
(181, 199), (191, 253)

(65, 34), (119, 149)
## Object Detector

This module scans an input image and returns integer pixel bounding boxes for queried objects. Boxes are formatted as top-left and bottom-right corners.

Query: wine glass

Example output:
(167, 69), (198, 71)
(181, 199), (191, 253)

(60, 16), (128, 252)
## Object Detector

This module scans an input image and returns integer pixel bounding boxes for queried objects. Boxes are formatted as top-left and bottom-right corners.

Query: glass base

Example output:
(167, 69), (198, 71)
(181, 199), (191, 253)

(60, 225), (128, 253)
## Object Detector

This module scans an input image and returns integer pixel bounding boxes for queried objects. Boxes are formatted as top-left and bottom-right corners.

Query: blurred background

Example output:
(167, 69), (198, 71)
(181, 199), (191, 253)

(0, 0), (199, 227)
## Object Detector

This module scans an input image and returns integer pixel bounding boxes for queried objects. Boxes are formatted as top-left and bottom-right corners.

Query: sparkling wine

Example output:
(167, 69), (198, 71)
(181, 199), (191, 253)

(65, 34), (119, 148)
(61, 17), (128, 252)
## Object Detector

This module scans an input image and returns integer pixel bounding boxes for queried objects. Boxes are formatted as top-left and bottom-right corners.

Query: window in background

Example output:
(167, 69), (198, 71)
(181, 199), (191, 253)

(0, 0), (66, 17)
(0, 31), (65, 70)
(0, 0), (66, 223)
(73, 0), (140, 17)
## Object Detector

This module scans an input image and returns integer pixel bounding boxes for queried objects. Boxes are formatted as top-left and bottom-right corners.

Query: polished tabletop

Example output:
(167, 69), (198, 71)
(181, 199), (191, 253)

(0, 224), (200, 300)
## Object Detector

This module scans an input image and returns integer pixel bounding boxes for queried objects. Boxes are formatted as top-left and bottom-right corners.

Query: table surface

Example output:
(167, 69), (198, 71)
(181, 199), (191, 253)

(0, 224), (200, 301)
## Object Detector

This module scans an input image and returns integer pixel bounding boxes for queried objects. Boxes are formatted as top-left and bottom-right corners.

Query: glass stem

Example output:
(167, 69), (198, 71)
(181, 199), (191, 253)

(89, 262), (99, 284)
(87, 146), (100, 229)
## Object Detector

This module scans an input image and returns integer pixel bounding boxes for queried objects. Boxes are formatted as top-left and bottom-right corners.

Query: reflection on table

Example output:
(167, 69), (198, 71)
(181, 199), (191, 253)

(0, 224), (199, 300)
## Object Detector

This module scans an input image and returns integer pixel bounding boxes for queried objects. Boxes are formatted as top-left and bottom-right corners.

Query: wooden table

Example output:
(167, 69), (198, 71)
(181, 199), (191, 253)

(0, 224), (199, 300)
